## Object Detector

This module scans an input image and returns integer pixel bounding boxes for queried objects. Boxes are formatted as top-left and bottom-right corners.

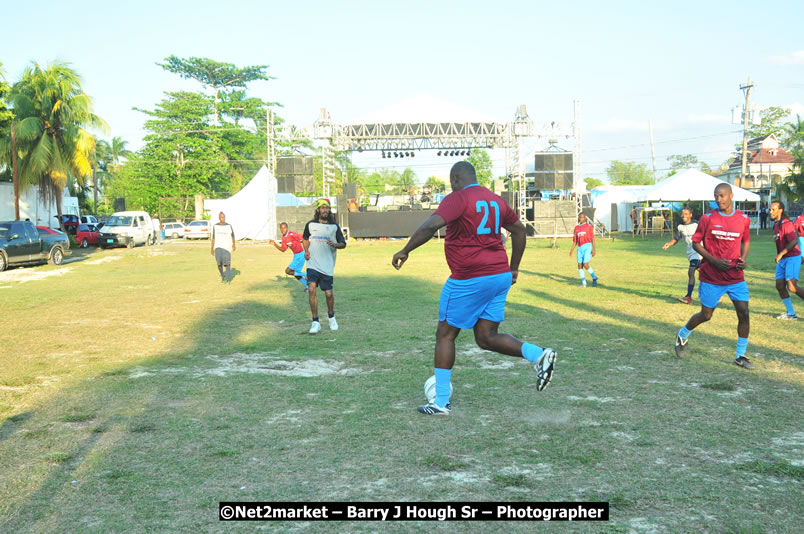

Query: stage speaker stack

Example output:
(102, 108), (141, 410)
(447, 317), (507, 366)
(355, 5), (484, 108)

(529, 152), (574, 191)
(276, 157), (315, 194)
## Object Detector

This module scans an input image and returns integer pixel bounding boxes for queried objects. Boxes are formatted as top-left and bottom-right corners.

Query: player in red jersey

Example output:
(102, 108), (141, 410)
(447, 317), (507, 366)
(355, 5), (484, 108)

(269, 222), (309, 291)
(794, 213), (804, 261)
(674, 183), (754, 369)
(392, 161), (556, 415)
(770, 201), (803, 320)
(569, 213), (598, 287)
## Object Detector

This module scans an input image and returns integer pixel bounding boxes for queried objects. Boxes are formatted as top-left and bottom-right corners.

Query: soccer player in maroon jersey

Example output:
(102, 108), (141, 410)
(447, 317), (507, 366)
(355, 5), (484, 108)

(269, 222), (309, 291)
(794, 213), (804, 262)
(674, 183), (754, 369)
(770, 201), (803, 320)
(569, 213), (598, 287)
(392, 161), (556, 415)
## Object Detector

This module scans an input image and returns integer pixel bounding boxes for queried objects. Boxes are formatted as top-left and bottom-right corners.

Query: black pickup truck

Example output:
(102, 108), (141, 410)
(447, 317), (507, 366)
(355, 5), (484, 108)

(0, 220), (71, 272)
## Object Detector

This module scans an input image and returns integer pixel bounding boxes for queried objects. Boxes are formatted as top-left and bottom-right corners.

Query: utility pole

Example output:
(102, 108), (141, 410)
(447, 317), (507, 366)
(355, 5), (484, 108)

(649, 120), (657, 184)
(11, 120), (20, 221)
(266, 108), (275, 175)
(739, 76), (753, 188)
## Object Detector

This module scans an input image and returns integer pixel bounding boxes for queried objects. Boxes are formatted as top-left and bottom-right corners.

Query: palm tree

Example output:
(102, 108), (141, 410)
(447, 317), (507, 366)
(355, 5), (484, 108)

(9, 62), (107, 228)
(108, 136), (131, 172)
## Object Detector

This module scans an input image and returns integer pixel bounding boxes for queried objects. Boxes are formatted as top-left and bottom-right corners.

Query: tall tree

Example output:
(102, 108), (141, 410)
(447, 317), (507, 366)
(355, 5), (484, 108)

(0, 63), (17, 216)
(777, 115), (804, 204)
(8, 62), (107, 227)
(746, 106), (792, 141)
(466, 149), (493, 187)
(425, 176), (446, 192)
(584, 177), (604, 189)
(667, 154), (700, 170)
(606, 160), (653, 185)
(157, 56), (272, 126)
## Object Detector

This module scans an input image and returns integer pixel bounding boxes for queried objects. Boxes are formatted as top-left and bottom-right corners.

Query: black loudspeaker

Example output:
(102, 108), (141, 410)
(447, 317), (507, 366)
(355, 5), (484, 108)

(276, 157), (314, 175)
(343, 183), (358, 198)
(277, 176), (315, 194)
(114, 198), (126, 212)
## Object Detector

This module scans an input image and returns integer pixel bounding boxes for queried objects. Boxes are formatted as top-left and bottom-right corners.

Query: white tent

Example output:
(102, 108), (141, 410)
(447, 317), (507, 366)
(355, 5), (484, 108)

(591, 185), (651, 232)
(204, 166), (277, 241)
(637, 168), (760, 202)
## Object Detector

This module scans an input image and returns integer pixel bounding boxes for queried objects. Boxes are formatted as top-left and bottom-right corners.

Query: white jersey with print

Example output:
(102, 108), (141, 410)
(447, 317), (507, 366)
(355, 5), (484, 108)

(212, 223), (235, 252)
(675, 222), (701, 261)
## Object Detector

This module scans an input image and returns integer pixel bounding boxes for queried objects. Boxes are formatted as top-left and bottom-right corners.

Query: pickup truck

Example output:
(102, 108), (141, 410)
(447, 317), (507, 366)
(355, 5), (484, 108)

(0, 220), (71, 272)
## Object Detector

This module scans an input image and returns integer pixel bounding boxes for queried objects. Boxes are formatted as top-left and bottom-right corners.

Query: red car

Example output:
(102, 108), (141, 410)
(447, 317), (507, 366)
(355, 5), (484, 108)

(75, 224), (100, 248)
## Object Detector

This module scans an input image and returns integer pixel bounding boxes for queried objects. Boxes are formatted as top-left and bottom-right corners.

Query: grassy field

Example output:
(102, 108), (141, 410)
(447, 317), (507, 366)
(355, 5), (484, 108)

(0, 232), (802, 533)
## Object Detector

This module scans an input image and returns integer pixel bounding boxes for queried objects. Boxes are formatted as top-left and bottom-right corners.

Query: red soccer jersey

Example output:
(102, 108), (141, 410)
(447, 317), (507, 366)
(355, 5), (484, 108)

(280, 231), (304, 254)
(573, 223), (595, 246)
(794, 215), (804, 238)
(691, 209), (751, 285)
(774, 219), (801, 256)
(433, 184), (519, 280)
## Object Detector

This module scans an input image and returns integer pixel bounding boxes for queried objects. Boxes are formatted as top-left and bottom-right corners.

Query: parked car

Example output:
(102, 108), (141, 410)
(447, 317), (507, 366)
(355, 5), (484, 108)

(0, 220), (71, 271)
(80, 215), (99, 226)
(98, 211), (154, 249)
(55, 214), (80, 235)
(185, 220), (212, 239)
(163, 222), (186, 239)
(75, 224), (100, 248)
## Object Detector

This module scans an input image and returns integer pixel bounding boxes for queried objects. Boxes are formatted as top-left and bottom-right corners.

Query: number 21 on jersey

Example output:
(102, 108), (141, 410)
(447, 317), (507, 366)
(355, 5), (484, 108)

(476, 200), (500, 235)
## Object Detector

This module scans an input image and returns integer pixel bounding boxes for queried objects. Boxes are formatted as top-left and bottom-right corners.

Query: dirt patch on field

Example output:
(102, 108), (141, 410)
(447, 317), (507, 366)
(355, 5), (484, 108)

(85, 256), (122, 265)
(0, 266), (72, 283)
(128, 353), (362, 379)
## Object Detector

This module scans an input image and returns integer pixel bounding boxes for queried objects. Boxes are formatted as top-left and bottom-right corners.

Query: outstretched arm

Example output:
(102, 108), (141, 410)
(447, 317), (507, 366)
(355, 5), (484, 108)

(392, 214), (447, 270)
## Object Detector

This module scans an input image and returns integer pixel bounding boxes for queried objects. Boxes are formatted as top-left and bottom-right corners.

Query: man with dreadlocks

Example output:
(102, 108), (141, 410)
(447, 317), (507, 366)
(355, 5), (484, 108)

(303, 198), (347, 334)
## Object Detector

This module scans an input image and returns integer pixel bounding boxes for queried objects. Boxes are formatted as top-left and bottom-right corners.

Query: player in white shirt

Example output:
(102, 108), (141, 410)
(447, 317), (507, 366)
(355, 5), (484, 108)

(663, 207), (702, 304)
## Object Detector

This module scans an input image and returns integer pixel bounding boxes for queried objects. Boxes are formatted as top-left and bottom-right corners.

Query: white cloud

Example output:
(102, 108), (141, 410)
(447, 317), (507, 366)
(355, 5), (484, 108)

(788, 102), (804, 116)
(687, 113), (729, 124)
(769, 50), (804, 65)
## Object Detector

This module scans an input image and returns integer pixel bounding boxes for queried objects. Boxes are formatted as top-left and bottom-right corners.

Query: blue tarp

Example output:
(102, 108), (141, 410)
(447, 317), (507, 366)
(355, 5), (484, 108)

(276, 193), (311, 207)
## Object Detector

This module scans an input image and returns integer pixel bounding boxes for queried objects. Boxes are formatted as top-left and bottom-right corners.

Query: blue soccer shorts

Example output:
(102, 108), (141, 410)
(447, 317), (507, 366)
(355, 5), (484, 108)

(288, 251), (306, 276)
(776, 255), (802, 281)
(439, 272), (512, 329)
(576, 243), (593, 264)
(698, 280), (749, 309)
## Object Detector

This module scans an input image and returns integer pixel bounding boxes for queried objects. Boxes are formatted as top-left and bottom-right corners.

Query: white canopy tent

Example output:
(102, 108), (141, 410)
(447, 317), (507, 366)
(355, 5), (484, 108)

(591, 185), (650, 232)
(637, 168), (760, 203)
(204, 166), (277, 241)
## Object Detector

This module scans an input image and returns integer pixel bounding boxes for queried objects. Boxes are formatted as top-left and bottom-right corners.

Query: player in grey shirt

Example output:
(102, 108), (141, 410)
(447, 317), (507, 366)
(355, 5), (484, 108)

(662, 206), (701, 304)
(211, 212), (236, 283)
(303, 199), (346, 334)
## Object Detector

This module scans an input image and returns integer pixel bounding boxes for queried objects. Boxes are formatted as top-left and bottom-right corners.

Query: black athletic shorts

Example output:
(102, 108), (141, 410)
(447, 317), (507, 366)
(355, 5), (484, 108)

(307, 268), (334, 291)
(689, 259), (701, 269)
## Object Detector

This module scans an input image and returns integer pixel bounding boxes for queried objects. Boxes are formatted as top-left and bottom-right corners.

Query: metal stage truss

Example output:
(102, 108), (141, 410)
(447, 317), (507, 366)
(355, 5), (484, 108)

(268, 103), (582, 223)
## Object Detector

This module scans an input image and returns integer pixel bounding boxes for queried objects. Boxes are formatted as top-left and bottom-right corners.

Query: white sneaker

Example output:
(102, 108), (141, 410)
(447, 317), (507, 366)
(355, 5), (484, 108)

(329, 317), (339, 331)
(776, 312), (799, 320)
(309, 321), (321, 334)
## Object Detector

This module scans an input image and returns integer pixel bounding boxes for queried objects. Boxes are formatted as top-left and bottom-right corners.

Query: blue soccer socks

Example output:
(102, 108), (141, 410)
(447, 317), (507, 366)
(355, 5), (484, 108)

(521, 342), (544, 363)
(678, 325), (692, 340)
(736, 337), (749, 359)
(782, 297), (795, 315)
(434, 368), (452, 408)
(587, 267), (597, 281)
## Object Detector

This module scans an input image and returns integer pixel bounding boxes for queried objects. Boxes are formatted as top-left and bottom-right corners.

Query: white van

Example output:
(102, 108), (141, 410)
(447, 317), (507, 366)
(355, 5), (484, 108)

(98, 211), (155, 249)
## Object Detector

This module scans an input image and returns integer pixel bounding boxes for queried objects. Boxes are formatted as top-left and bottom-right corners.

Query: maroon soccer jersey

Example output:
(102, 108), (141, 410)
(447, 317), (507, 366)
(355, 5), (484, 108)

(794, 215), (804, 238)
(773, 219), (801, 256)
(433, 184), (519, 280)
(573, 223), (595, 246)
(691, 209), (751, 285)
(280, 231), (304, 254)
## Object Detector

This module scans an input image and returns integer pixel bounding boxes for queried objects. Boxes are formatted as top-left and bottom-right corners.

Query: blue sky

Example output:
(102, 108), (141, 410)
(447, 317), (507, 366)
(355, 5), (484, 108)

(3, 0), (803, 182)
